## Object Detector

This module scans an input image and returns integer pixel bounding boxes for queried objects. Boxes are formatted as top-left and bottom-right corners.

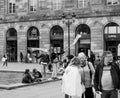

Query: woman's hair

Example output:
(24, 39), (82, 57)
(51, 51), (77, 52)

(78, 52), (87, 60)
(70, 56), (81, 66)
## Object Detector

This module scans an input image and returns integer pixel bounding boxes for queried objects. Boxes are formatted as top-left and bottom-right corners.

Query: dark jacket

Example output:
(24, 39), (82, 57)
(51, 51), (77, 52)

(22, 73), (33, 83)
(94, 62), (120, 92)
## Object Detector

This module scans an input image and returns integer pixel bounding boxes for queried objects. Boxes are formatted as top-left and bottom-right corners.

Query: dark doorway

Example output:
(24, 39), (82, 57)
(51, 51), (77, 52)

(75, 24), (91, 56)
(27, 27), (39, 48)
(50, 25), (64, 60)
(6, 28), (17, 62)
(106, 41), (120, 61)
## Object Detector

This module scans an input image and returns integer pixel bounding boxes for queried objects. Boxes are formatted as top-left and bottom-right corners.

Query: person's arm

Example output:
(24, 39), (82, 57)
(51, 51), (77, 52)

(88, 62), (95, 85)
(94, 65), (100, 91)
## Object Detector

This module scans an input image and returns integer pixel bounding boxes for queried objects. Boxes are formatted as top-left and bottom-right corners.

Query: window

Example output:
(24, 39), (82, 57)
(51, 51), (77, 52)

(52, 0), (62, 10)
(104, 22), (120, 34)
(64, 0), (77, 8)
(78, 0), (89, 8)
(8, 0), (16, 14)
(39, 0), (62, 10)
(29, 0), (37, 12)
(107, 0), (119, 5)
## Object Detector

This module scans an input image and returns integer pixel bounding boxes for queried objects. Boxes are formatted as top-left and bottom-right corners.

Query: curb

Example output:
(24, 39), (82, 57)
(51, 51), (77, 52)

(0, 78), (62, 90)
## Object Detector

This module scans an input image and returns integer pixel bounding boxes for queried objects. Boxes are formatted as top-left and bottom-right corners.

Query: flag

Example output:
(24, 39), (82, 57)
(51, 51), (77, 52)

(72, 34), (81, 45)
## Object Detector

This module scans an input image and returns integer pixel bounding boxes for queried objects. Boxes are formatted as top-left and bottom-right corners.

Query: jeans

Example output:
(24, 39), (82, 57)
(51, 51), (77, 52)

(101, 89), (117, 98)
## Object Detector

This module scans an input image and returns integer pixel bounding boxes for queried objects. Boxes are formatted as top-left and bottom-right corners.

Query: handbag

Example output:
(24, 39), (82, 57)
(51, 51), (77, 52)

(95, 92), (101, 98)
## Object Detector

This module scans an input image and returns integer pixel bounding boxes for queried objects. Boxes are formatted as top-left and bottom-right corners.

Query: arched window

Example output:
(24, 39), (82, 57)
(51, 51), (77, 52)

(104, 22), (120, 34)
(28, 27), (39, 40)
(76, 24), (90, 35)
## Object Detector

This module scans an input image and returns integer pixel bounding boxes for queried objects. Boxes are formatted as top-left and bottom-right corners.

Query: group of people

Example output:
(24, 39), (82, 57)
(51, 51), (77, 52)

(22, 68), (42, 83)
(62, 51), (120, 98)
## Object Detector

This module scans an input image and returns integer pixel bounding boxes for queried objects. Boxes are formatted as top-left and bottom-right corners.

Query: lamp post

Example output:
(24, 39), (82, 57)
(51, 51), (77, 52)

(62, 13), (76, 56)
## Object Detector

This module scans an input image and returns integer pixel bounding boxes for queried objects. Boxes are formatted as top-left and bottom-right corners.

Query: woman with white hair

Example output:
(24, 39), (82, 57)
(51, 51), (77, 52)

(78, 52), (95, 98)
(62, 56), (84, 98)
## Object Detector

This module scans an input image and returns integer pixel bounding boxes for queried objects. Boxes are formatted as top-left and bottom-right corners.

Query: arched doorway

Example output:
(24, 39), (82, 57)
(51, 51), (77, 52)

(75, 24), (91, 56)
(6, 28), (17, 62)
(50, 25), (64, 60)
(104, 22), (120, 60)
(27, 27), (39, 62)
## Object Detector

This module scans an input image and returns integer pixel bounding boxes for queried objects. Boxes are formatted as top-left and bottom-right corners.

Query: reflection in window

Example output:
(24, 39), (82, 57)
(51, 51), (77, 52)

(8, 0), (16, 14)
(107, 0), (119, 5)
(29, 0), (37, 12)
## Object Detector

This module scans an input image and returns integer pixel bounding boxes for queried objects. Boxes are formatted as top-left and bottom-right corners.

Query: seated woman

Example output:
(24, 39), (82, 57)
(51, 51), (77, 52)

(32, 68), (42, 82)
(22, 69), (33, 83)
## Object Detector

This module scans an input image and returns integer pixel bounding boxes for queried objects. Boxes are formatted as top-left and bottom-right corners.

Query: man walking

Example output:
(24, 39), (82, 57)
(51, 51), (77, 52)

(94, 51), (120, 98)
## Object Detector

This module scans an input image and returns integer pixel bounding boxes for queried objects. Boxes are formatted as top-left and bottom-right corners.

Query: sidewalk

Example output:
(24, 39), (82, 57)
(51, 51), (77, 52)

(0, 62), (44, 72)
(0, 62), (62, 90)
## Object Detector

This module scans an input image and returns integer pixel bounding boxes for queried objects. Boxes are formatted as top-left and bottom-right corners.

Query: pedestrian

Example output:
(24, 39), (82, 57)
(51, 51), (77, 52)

(94, 51), (120, 98)
(51, 56), (59, 80)
(22, 69), (33, 83)
(32, 68), (42, 82)
(78, 52), (95, 98)
(62, 56), (84, 98)
(40, 53), (50, 78)
(2, 54), (8, 67)
(20, 52), (23, 62)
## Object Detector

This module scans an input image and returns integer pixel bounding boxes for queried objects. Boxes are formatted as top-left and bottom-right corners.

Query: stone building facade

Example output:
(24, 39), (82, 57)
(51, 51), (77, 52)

(0, 0), (120, 62)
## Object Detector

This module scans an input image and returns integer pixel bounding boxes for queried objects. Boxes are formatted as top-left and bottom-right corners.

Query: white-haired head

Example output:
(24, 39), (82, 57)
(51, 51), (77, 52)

(78, 52), (87, 60)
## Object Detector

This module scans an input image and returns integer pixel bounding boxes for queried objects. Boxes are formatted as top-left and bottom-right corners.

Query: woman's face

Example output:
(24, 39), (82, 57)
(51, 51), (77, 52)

(80, 56), (86, 66)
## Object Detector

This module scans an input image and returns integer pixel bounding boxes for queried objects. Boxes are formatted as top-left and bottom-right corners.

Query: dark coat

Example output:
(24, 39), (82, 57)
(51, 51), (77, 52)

(94, 62), (120, 92)
(22, 73), (33, 83)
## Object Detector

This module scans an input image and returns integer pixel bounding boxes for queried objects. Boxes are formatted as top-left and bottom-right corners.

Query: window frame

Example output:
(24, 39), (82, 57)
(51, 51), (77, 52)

(77, 0), (89, 8)
(8, 0), (16, 14)
(29, 0), (38, 13)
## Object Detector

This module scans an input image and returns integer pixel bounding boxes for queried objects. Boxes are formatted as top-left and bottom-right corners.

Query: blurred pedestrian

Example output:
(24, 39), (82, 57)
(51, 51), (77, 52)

(2, 54), (8, 67)
(20, 52), (23, 63)
(62, 56), (84, 98)
(94, 51), (120, 98)
(51, 56), (59, 80)
(22, 69), (33, 83)
(78, 52), (95, 98)
(32, 68), (42, 82)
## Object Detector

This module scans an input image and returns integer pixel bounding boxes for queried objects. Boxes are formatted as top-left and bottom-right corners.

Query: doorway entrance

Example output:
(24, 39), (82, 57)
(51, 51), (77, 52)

(50, 25), (64, 61)
(6, 28), (17, 62)
(75, 24), (91, 56)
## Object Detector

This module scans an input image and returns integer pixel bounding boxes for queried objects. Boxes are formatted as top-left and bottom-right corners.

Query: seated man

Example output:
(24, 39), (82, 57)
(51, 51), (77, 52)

(22, 69), (34, 83)
(32, 68), (42, 82)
